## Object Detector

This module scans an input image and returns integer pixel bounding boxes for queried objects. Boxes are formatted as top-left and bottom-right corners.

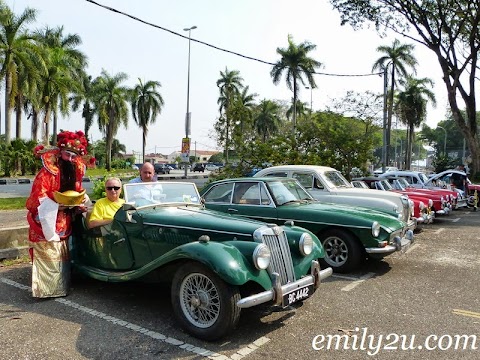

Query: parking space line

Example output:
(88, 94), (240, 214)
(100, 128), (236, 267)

(405, 243), (420, 254)
(439, 218), (461, 222)
(1, 277), (269, 360)
(331, 274), (359, 281)
(340, 272), (375, 292)
(434, 228), (445, 234)
(452, 309), (480, 319)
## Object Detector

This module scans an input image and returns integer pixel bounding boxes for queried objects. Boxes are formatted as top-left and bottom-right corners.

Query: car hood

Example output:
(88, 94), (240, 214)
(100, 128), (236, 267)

(279, 201), (404, 233)
(138, 205), (276, 239)
(330, 186), (405, 202)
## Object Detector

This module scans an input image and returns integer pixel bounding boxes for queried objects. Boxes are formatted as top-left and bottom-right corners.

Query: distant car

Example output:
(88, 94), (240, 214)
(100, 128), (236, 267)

(131, 164), (139, 171)
(193, 163), (205, 172)
(72, 181), (331, 340)
(373, 166), (399, 175)
(244, 167), (263, 177)
(205, 164), (219, 171)
(201, 177), (414, 272)
(154, 163), (170, 174)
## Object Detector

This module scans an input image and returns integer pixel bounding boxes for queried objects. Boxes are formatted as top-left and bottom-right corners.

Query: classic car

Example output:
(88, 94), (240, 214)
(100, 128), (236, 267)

(379, 170), (468, 209)
(71, 182), (332, 341)
(353, 176), (435, 224)
(426, 169), (479, 207)
(200, 177), (414, 273)
(254, 165), (416, 231)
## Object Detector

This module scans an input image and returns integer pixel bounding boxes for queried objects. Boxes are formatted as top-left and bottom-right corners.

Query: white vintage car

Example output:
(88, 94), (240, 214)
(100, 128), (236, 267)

(254, 165), (416, 231)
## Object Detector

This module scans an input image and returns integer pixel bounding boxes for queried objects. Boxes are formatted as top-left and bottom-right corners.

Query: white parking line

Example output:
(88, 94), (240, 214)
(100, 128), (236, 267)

(1, 277), (268, 360)
(439, 218), (461, 222)
(340, 272), (375, 292)
(434, 228), (445, 234)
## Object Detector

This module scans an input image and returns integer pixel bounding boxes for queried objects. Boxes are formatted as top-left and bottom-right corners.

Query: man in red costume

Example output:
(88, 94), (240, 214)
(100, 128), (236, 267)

(26, 130), (92, 298)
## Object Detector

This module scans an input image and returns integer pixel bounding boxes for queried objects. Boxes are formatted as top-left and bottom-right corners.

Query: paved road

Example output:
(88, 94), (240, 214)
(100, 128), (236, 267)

(1, 210), (479, 359)
(0, 170), (210, 198)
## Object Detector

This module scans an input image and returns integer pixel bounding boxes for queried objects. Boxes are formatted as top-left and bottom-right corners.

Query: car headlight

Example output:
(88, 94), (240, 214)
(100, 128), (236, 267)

(253, 244), (271, 270)
(428, 199), (433, 207)
(299, 233), (313, 256)
(371, 221), (380, 237)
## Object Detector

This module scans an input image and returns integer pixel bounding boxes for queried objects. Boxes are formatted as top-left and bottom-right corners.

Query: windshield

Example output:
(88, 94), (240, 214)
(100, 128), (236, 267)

(123, 182), (201, 208)
(266, 179), (313, 205)
(380, 180), (394, 190)
(418, 173), (429, 183)
(323, 171), (352, 188)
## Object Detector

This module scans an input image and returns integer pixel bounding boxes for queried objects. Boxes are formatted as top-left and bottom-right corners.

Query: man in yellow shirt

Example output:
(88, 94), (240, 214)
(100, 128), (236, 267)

(88, 177), (125, 229)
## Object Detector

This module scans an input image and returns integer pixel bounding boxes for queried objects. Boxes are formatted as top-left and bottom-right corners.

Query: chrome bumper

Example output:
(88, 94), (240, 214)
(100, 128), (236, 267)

(366, 230), (414, 255)
(236, 260), (333, 309)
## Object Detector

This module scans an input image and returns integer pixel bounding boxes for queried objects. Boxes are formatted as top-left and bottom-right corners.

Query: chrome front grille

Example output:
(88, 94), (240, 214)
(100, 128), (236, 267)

(253, 225), (296, 284)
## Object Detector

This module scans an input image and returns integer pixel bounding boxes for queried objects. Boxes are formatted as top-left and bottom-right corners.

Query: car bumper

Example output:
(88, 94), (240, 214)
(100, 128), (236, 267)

(365, 230), (414, 255)
(236, 260), (333, 309)
(416, 213), (434, 224)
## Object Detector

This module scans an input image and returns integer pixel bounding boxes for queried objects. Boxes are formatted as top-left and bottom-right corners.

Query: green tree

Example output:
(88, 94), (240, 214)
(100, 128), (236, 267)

(130, 78), (164, 163)
(330, 0), (480, 175)
(254, 99), (281, 142)
(270, 35), (322, 133)
(216, 67), (244, 164)
(0, 4), (40, 144)
(35, 26), (86, 144)
(92, 70), (129, 171)
(70, 73), (96, 142)
(372, 39), (417, 167)
(395, 76), (436, 169)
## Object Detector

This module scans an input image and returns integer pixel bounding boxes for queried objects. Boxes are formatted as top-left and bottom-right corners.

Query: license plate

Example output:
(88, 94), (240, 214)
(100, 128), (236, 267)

(282, 285), (313, 307)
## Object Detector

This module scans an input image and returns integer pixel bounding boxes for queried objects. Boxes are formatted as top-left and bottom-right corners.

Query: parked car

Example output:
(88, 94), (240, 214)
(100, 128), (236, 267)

(200, 177), (414, 273)
(373, 166), (399, 175)
(426, 169), (480, 207)
(254, 165), (416, 231)
(205, 163), (219, 171)
(354, 176), (435, 224)
(154, 163), (170, 174)
(71, 181), (331, 341)
(379, 170), (468, 209)
(192, 163), (205, 172)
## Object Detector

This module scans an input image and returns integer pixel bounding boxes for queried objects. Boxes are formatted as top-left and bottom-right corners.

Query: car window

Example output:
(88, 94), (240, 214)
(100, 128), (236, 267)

(292, 173), (314, 189)
(324, 171), (351, 187)
(233, 182), (261, 205)
(203, 183), (233, 203)
(264, 171), (288, 177)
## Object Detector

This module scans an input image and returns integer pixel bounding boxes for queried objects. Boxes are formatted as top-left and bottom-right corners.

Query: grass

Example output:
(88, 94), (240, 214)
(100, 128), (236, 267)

(0, 197), (27, 210)
(0, 254), (31, 267)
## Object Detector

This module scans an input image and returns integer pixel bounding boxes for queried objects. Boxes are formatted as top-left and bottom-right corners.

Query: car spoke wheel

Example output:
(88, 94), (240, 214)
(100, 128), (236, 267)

(172, 262), (241, 341)
(319, 230), (363, 273)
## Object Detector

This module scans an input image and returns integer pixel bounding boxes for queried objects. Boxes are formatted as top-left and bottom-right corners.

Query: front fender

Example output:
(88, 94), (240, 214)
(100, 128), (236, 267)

(153, 240), (273, 290)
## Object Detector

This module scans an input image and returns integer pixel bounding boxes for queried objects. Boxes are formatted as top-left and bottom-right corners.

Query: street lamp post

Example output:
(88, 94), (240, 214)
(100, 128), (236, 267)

(305, 86), (313, 112)
(437, 125), (447, 156)
(183, 25), (197, 177)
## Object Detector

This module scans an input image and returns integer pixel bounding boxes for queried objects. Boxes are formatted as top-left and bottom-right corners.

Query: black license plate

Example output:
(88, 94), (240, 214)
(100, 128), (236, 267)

(282, 284), (314, 307)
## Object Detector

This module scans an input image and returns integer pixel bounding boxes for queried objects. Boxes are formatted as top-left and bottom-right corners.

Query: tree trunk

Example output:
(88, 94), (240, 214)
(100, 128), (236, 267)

(42, 105), (51, 145)
(15, 95), (23, 139)
(52, 112), (58, 145)
(4, 73), (12, 145)
(31, 110), (39, 142)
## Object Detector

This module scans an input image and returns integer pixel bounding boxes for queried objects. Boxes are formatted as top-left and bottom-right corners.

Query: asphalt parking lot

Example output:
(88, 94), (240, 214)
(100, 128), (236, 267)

(1, 210), (479, 360)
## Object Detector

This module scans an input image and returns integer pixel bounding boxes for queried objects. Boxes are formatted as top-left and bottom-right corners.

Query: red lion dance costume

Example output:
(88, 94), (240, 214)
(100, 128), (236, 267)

(26, 130), (92, 298)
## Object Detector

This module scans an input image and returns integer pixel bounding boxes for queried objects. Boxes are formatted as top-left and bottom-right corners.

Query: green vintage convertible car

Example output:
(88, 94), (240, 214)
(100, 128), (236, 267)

(200, 178), (414, 273)
(71, 181), (332, 341)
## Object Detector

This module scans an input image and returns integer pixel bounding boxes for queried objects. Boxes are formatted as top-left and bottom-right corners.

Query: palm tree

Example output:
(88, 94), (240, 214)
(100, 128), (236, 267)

(395, 76), (436, 170)
(71, 73), (96, 143)
(254, 99), (281, 142)
(233, 85), (257, 141)
(92, 70), (129, 171)
(372, 39), (417, 167)
(286, 99), (309, 123)
(130, 78), (164, 163)
(35, 26), (87, 144)
(216, 67), (244, 163)
(270, 35), (321, 133)
(0, 5), (41, 144)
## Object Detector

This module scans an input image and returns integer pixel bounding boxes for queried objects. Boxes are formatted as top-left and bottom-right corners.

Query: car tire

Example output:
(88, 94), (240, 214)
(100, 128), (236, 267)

(171, 262), (241, 341)
(318, 229), (363, 273)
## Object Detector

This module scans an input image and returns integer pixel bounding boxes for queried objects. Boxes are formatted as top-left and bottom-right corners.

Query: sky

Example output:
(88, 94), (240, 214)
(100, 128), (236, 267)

(5, 0), (450, 157)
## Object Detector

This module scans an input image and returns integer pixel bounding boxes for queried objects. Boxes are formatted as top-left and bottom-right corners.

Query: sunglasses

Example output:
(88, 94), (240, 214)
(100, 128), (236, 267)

(106, 186), (121, 191)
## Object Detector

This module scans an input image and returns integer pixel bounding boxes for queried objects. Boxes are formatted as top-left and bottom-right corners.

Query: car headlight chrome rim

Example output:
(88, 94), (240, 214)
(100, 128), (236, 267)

(371, 221), (381, 237)
(253, 244), (271, 270)
(299, 233), (313, 256)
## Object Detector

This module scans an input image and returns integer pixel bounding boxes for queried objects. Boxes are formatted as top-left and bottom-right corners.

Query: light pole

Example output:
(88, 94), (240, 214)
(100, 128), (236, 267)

(183, 25), (197, 177)
(305, 86), (313, 112)
(437, 125), (447, 156)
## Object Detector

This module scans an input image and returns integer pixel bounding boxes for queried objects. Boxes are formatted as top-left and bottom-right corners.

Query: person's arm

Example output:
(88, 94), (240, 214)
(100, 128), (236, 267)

(88, 218), (113, 229)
